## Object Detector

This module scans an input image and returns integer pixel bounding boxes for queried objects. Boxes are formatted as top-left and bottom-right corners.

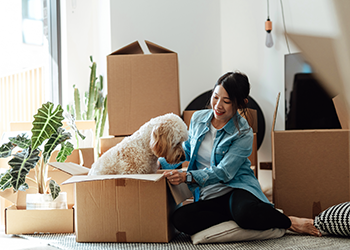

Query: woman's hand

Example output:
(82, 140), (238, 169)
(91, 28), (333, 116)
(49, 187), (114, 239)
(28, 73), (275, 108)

(163, 170), (186, 185)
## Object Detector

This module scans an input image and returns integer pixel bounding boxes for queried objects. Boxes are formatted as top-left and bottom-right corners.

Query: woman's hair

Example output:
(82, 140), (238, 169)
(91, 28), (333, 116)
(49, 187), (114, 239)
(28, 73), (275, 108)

(209, 71), (251, 131)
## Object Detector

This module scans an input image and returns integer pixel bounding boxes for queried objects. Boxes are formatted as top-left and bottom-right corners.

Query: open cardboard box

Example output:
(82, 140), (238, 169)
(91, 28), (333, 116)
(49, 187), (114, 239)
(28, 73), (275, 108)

(107, 40), (180, 136)
(50, 164), (193, 243)
(271, 93), (350, 218)
(1, 148), (93, 234)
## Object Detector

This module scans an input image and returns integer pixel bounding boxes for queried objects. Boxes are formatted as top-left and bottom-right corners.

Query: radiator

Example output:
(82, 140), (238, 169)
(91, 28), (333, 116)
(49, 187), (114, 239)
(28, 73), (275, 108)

(0, 67), (45, 139)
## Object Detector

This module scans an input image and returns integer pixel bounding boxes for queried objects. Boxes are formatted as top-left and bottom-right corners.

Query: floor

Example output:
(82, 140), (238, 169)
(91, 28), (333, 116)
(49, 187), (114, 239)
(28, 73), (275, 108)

(0, 225), (57, 250)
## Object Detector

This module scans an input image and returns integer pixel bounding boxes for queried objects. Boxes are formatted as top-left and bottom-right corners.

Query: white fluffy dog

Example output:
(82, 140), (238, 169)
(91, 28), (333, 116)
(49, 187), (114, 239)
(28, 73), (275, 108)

(88, 113), (188, 175)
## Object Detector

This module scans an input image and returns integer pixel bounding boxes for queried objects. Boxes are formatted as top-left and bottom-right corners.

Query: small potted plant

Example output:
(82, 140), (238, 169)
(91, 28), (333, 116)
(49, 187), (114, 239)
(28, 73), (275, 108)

(0, 102), (85, 209)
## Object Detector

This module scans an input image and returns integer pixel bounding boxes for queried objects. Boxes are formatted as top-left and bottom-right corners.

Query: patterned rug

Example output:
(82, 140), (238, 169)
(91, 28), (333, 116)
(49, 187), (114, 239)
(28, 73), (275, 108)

(17, 232), (350, 250)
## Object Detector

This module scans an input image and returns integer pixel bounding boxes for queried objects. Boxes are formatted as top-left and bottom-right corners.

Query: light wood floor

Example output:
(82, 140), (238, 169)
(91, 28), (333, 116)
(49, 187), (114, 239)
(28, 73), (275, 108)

(0, 225), (58, 250)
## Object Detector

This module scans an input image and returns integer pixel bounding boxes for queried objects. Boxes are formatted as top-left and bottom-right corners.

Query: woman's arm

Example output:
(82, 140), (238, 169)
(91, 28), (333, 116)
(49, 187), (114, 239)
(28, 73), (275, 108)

(190, 129), (253, 187)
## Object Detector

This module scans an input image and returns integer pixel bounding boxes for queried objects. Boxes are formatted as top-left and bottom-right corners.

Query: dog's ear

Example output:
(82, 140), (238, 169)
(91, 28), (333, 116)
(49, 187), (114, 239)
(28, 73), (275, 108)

(150, 124), (169, 157)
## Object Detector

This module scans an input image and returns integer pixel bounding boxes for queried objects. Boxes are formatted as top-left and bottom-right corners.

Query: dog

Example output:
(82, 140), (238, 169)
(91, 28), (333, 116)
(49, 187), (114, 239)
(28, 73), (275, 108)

(88, 113), (188, 175)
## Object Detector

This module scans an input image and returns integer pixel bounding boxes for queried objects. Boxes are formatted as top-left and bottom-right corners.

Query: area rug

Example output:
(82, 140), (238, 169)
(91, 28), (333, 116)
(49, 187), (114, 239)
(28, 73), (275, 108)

(16, 232), (350, 250)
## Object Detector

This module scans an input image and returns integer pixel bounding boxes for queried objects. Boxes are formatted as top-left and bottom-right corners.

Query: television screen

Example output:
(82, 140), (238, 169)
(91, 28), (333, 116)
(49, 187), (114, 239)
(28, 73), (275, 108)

(285, 53), (341, 130)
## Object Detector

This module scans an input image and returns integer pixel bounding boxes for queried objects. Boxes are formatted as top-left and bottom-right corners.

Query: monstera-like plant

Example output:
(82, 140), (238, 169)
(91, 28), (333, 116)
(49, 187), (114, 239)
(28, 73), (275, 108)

(0, 102), (84, 200)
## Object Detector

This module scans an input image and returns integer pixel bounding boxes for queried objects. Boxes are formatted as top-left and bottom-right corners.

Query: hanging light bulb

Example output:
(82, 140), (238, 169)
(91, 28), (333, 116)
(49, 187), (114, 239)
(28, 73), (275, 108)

(265, 18), (274, 48)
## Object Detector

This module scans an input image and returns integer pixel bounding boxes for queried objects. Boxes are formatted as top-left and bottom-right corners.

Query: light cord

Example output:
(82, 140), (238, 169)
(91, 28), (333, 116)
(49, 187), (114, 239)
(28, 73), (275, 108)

(280, 0), (291, 54)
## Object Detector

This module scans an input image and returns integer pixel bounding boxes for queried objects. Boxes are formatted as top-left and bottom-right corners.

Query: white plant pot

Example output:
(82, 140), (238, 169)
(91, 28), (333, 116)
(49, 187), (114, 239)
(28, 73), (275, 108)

(26, 192), (68, 210)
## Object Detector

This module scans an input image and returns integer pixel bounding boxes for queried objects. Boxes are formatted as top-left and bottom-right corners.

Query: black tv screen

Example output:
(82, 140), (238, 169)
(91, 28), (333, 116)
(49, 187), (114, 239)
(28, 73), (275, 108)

(285, 53), (341, 130)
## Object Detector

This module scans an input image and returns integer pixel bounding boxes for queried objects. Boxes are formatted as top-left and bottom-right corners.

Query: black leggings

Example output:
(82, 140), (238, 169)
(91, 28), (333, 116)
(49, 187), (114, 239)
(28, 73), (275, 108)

(172, 188), (291, 235)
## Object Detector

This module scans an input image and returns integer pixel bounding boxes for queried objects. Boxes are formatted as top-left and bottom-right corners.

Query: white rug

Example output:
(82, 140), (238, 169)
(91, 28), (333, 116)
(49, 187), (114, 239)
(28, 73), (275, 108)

(16, 232), (350, 250)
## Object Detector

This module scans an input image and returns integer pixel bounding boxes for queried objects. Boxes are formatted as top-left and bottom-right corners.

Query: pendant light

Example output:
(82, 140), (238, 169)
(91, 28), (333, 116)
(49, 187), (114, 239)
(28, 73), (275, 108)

(265, 0), (274, 48)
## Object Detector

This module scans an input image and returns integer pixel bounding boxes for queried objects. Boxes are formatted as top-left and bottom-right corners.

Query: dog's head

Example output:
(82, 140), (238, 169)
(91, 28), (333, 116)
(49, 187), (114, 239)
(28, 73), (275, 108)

(150, 114), (188, 164)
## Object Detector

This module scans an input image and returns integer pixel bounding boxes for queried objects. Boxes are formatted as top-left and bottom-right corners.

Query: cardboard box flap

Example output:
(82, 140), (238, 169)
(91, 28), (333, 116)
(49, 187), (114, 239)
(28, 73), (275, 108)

(333, 94), (350, 129)
(48, 162), (90, 176)
(167, 182), (193, 205)
(272, 92), (281, 132)
(110, 41), (143, 55)
(145, 40), (174, 54)
(62, 173), (164, 185)
(0, 188), (18, 204)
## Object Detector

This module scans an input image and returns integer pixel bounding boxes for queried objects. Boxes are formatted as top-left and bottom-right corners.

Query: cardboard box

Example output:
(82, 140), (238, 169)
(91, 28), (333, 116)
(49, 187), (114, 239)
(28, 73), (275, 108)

(5, 205), (74, 234)
(58, 165), (192, 243)
(271, 93), (350, 218)
(107, 40), (180, 136)
(100, 136), (126, 156)
(182, 109), (258, 177)
(1, 149), (91, 234)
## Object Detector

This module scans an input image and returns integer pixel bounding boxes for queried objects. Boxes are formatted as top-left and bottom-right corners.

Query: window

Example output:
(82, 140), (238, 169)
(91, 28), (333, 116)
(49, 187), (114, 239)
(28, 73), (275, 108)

(0, 0), (61, 137)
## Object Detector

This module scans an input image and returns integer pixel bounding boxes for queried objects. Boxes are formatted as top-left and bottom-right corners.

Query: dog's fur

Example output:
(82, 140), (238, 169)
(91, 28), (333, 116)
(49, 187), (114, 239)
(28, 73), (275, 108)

(88, 113), (188, 175)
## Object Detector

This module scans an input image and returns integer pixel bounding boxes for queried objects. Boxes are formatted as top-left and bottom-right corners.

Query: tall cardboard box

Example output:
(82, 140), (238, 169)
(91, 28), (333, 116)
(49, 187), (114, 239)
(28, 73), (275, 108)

(271, 93), (350, 218)
(107, 40), (180, 136)
(62, 171), (192, 243)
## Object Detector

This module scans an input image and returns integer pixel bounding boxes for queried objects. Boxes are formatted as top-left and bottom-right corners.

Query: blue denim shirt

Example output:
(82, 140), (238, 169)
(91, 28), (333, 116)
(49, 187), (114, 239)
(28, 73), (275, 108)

(159, 109), (272, 206)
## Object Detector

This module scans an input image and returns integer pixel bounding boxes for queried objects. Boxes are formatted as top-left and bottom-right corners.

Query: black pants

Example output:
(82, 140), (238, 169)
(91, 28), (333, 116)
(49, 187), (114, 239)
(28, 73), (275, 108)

(172, 188), (291, 235)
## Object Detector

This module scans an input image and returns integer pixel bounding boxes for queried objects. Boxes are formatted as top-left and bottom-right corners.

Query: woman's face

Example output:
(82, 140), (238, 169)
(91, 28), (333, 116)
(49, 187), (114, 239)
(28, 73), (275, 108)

(211, 85), (236, 127)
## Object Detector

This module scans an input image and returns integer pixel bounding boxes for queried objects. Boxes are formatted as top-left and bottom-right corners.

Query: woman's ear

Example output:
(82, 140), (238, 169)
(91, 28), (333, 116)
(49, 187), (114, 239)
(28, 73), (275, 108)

(244, 98), (249, 104)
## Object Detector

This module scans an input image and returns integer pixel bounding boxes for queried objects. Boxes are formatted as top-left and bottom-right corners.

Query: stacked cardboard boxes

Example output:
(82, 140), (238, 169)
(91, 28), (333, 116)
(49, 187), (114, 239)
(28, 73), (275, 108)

(54, 41), (191, 243)
(271, 93), (350, 218)
(100, 40), (181, 155)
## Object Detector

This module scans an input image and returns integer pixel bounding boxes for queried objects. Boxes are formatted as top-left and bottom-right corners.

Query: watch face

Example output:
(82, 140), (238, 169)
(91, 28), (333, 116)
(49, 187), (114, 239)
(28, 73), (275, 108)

(186, 173), (192, 183)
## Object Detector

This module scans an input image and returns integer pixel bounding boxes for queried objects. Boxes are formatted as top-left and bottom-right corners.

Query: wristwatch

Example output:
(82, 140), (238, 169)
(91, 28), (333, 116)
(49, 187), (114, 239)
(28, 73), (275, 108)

(185, 172), (192, 184)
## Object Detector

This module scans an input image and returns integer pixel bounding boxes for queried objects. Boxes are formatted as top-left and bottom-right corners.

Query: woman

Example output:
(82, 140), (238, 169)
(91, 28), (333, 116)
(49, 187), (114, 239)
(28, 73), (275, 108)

(160, 71), (321, 237)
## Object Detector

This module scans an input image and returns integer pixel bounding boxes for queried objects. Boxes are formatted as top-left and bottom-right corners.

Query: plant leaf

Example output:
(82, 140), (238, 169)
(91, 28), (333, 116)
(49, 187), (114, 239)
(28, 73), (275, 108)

(9, 133), (31, 149)
(0, 170), (13, 190)
(42, 128), (72, 164)
(74, 87), (82, 120)
(63, 112), (86, 141)
(86, 61), (97, 120)
(31, 102), (64, 150)
(0, 141), (15, 158)
(56, 141), (74, 162)
(18, 182), (29, 191)
(49, 179), (61, 200)
(9, 147), (40, 192)
(99, 95), (108, 139)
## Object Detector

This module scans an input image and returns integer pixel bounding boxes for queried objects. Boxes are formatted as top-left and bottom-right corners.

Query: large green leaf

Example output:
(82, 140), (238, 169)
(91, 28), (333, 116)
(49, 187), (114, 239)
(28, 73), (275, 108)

(0, 170), (12, 190)
(56, 141), (74, 163)
(0, 141), (15, 158)
(9, 133), (31, 149)
(31, 102), (64, 150)
(42, 128), (72, 164)
(9, 148), (40, 191)
(49, 179), (61, 200)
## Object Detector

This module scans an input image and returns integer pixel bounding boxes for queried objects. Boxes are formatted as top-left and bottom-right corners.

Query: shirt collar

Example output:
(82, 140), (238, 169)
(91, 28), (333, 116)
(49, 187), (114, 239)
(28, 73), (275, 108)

(201, 110), (239, 135)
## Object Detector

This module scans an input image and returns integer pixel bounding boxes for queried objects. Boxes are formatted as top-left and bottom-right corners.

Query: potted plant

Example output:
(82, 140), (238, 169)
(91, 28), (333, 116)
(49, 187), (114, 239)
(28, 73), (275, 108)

(67, 56), (108, 156)
(0, 102), (85, 208)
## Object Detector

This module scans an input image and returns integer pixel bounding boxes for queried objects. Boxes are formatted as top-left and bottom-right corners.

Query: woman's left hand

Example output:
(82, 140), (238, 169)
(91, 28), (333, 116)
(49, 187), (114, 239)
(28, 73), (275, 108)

(163, 170), (186, 185)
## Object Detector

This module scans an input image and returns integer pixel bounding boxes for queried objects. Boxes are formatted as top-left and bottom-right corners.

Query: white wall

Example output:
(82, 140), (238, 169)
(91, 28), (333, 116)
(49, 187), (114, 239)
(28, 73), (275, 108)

(62, 0), (340, 189)
(109, 0), (222, 112)
(61, 0), (111, 108)
(221, 0), (339, 189)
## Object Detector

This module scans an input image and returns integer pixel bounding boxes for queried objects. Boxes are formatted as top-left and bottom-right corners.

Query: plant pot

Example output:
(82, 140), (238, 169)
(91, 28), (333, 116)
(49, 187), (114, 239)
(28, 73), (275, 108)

(26, 192), (68, 210)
